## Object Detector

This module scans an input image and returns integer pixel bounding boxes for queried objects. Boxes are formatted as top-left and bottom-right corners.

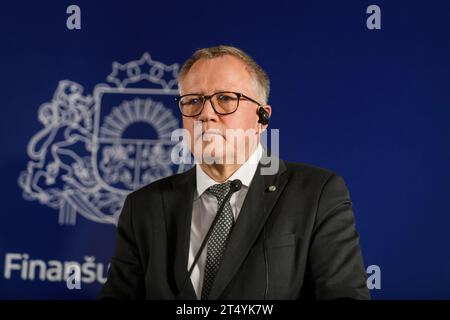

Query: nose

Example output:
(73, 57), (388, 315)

(197, 98), (217, 122)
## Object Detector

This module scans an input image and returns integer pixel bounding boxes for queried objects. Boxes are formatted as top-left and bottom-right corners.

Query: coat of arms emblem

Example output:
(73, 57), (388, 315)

(18, 53), (190, 225)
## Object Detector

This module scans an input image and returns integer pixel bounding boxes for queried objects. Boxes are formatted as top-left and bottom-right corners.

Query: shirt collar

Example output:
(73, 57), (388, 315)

(195, 143), (263, 198)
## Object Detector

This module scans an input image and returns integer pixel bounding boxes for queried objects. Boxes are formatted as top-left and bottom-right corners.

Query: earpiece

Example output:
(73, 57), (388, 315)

(257, 107), (270, 126)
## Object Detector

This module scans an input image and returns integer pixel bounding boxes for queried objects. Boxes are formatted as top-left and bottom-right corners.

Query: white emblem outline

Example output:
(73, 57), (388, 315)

(18, 53), (188, 226)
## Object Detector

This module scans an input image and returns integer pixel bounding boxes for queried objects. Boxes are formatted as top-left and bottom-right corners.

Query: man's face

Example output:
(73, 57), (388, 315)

(179, 55), (270, 164)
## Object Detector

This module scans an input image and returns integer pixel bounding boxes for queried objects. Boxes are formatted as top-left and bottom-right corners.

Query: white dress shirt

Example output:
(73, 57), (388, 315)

(188, 144), (263, 299)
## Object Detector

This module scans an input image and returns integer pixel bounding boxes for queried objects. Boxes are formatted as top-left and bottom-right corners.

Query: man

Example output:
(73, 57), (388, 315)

(100, 45), (370, 300)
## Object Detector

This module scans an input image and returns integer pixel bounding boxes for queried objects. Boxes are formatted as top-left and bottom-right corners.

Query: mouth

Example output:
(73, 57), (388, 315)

(197, 129), (224, 141)
(202, 129), (223, 136)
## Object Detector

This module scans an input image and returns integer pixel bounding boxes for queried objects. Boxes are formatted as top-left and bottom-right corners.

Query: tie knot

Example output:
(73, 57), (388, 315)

(206, 181), (232, 201)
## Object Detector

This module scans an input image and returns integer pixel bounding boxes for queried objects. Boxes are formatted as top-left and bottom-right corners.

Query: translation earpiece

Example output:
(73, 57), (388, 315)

(257, 107), (270, 126)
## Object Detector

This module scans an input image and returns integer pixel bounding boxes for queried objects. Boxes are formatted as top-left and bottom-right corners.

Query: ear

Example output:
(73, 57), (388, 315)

(260, 104), (272, 131)
(263, 105), (272, 118)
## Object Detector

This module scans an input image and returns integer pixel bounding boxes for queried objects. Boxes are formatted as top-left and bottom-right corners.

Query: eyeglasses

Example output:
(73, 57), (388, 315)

(175, 91), (262, 117)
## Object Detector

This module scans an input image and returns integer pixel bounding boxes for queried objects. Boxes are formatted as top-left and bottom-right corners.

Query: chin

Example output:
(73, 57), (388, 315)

(201, 148), (227, 165)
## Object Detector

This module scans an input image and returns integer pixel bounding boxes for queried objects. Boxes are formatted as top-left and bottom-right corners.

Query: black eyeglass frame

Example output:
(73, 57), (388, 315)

(175, 91), (263, 117)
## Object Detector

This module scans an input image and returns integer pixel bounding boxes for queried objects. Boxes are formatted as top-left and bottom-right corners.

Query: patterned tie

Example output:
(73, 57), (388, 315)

(201, 181), (235, 300)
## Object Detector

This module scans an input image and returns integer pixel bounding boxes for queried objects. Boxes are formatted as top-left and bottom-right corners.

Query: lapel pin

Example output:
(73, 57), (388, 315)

(268, 185), (277, 192)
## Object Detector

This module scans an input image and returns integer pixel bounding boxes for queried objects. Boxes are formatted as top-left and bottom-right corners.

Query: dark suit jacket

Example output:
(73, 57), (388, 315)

(100, 159), (370, 300)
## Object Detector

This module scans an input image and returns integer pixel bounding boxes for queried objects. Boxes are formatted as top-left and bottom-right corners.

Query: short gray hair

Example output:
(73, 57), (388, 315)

(178, 45), (270, 104)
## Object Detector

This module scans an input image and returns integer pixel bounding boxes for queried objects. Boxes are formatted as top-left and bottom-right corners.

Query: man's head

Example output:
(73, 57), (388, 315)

(177, 45), (272, 165)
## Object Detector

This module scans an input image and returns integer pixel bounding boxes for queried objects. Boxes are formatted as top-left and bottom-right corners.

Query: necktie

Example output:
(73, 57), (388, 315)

(201, 181), (234, 300)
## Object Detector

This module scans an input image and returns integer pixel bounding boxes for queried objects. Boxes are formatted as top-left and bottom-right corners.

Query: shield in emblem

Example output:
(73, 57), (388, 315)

(92, 86), (188, 193)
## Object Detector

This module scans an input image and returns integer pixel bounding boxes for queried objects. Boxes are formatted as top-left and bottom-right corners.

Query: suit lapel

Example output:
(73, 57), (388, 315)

(208, 159), (288, 300)
(163, 166), (197, 299)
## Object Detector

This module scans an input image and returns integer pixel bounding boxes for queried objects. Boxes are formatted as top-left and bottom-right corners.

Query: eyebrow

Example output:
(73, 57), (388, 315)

(184, 89), (238, 95)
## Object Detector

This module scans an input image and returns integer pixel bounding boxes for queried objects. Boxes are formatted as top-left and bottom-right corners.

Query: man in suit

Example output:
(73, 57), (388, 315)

(100, 45), (370, 300)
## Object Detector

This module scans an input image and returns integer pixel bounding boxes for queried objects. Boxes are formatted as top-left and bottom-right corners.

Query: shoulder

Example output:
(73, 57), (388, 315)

(283, 160), (337, 183)
(126, 166), (195, 202)
(281, 160), (352, 205)
(279, 160), (350, 195)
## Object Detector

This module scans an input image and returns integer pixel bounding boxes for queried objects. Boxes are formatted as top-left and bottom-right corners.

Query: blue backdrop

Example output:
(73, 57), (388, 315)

(1, 0), (449, 299)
